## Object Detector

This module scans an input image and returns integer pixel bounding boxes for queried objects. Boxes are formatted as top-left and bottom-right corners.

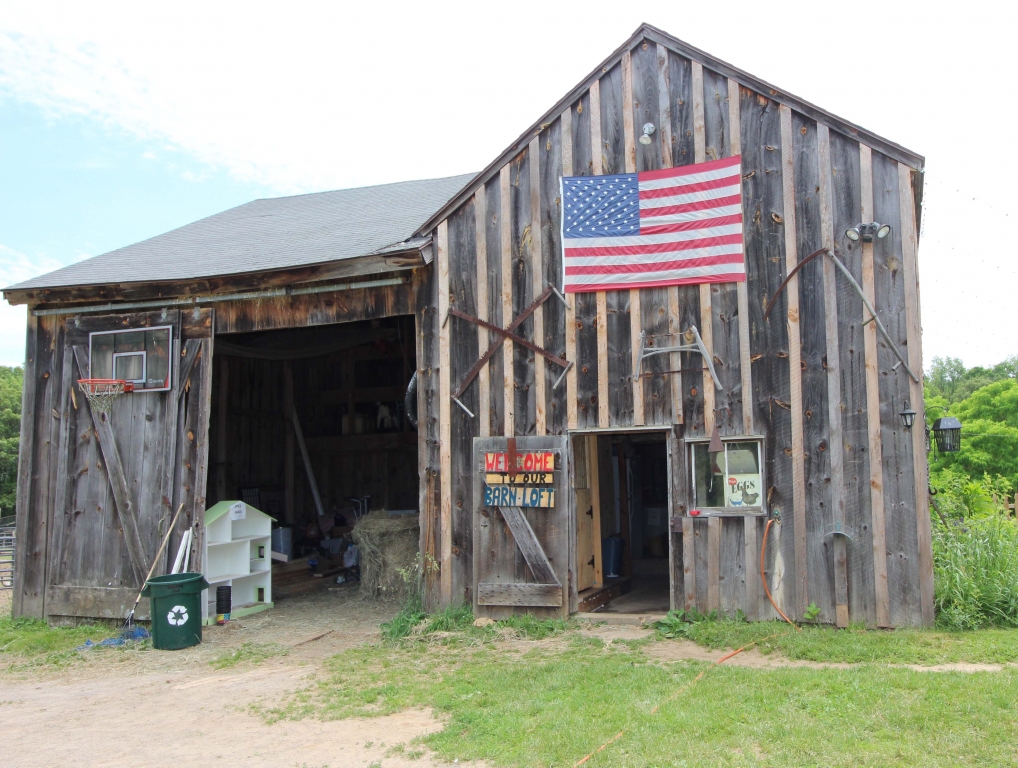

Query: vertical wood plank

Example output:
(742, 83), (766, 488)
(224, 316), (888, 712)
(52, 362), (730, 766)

(779, 105), (808, 619)
(656, 44), (673, 168)
(283, 361), (295, 524)
(589, 79), (609, 429)
(562, 107), (578, 431)
(730, 79), (754, 436)
(13, 316), (39, 616)
(682, 516), (696, 610)
(529, 136), (546, 436)
(668, 288), (683, 423)
(691, 63), (715, 437)
(900, 161), (934, 627)
(540, 119), (566, 436)
(500, 165), (514, 436)
(622, 48), (645, 426)
(860, 144), (891, 628)
(819, 124), (850, 626)
(474, 189), (490, 438)
(437, 220), (453, 604)
(707, 515), (721, 611)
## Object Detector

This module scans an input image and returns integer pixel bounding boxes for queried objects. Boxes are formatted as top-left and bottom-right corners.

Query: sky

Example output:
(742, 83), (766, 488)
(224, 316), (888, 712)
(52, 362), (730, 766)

(1, 0), (1016, 369)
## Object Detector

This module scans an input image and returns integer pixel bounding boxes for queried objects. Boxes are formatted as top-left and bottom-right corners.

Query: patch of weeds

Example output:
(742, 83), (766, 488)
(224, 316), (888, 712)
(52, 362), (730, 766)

(0, 616), (107, 657)
(380, 595), (426, 642)
(209, 641), (289, 669)
(803, 602), (822, 623)
(407, 748), (425, 759)
(384, 742), (403, 756)
(652, 608), (718, 639)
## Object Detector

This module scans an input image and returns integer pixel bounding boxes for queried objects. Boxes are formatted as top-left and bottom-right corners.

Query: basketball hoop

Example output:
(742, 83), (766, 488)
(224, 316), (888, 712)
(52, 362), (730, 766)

(78, 379), (134, 415)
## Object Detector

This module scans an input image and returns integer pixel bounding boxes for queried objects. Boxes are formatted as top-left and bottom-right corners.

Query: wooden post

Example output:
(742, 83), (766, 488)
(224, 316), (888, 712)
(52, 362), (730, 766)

(475, 188), (490, 438)
(283, 360), (295, 525)
(622, 49), (645, 427)
(779, 105), (808, 620)
(437, 219), (453, 604)
(529, 136), (547, 436)
(860, 144), (891, 628)
(500, 166), (514, 437)
(561, 106), (578, 431)
(819, 124), (850, 627)
(214, 356), (229, 504)
(692, 62), (715, 437)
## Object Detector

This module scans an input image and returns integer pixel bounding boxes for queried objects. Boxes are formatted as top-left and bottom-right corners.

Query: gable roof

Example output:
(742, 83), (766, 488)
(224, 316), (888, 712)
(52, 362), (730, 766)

(416, 23), (924, 236)
(5, 173), (474, 294)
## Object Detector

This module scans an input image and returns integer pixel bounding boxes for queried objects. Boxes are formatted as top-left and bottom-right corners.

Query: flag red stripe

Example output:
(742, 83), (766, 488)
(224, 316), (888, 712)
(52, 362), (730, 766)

(639, 194), (743, 219)
(638, 213), (742, 234)
(565, 272), (747, 292)
(564, 233), (743, 257)
(639, 173), (741, 199)
(566, 253), (745, 275)
(637, 155), (741, 181)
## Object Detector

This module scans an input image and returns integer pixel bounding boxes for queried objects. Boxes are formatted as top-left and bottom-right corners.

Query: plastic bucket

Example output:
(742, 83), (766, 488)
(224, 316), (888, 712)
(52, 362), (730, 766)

(141, 572), (209, 650)
(601, 536), (625, 579)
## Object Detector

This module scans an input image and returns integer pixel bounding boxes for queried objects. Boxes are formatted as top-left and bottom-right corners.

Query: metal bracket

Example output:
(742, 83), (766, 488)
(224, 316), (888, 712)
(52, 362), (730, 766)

(822, 523), (855, 541)
(635, 325), (723, 391)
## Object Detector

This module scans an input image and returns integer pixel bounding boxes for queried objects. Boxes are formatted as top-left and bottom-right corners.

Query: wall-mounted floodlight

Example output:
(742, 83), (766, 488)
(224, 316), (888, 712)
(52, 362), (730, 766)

(639, 122), (656, 146)
(845, 222), (892, 242)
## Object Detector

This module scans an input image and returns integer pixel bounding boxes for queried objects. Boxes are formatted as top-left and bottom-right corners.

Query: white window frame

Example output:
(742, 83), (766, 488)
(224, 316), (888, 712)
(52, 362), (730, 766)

(88, 325), (174, 393)
(687, 436), (767, 517)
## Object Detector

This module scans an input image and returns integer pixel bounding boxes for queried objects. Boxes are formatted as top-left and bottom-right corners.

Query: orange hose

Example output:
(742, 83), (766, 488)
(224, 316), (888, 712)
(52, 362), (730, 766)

(760, 518), (799, 628)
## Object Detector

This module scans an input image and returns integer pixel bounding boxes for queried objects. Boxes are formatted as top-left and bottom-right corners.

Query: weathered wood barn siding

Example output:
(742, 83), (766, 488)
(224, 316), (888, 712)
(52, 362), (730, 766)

(419, 28), (931, 626)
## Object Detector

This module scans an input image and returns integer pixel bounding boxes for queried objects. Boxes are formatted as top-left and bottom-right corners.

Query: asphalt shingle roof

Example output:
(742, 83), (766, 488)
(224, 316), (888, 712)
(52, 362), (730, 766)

(6, 173), (475, 292)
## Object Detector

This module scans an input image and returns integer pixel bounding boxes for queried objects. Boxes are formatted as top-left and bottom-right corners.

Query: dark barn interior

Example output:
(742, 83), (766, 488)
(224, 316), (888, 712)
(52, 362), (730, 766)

(206, 316), (418, 554)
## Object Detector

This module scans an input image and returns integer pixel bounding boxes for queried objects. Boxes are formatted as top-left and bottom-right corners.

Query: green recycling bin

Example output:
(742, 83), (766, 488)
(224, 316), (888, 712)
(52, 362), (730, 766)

(141, 572), (209, 650)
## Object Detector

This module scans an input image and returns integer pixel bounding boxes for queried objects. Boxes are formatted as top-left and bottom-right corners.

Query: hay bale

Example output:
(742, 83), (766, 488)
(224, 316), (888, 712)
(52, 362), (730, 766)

(351, 511), (420, 600)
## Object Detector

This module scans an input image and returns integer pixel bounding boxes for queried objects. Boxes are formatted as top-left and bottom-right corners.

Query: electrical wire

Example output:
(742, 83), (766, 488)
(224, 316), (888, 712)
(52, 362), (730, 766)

(760, 518), (800, 629)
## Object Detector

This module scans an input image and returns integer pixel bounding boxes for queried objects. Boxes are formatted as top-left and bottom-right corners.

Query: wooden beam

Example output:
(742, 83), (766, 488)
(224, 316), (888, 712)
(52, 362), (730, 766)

(860, 144), (891, 628)
(477, 583), (563, 606)
(500, 165), (514, 436)
(779, 105), (808, 620)
(186, 336), (214, 575)
(692, 63), (715, 435)
(283, 360), (295, 524)
(669, 287), (683, 424)
(529, 137), (546, 436)
(562, 106), (578, 431)
(72, 345), (149, 585)
(474, 188), (490, 438)
(588, 435), (604, 586)
(214, 355), (229, 502)
(818, 124), (850, 627)
(499, 505), (561, 585)
(12, 314), (39, 616)
(899, 160), (934, 627)
(730, 78), (754, 435)
(436, 220), (453, 604)
(622, 49), (644, 427)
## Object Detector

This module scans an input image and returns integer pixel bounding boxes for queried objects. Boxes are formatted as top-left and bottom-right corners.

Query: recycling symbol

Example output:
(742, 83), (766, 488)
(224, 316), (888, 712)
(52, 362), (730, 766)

(167, 605), (189, 626)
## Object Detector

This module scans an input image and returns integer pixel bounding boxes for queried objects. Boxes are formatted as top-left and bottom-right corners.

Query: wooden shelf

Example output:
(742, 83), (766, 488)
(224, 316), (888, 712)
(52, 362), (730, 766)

(208, 534), (270, 547)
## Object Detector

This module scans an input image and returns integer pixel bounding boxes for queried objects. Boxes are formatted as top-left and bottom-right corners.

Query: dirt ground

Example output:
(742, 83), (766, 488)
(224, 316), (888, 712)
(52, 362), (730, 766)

(3, 584), (481, 768)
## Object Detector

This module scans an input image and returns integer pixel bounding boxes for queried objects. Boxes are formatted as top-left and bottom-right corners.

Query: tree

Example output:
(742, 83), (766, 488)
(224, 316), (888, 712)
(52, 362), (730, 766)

(0, 366), (23, 516)
(931, 379), (1018, 494)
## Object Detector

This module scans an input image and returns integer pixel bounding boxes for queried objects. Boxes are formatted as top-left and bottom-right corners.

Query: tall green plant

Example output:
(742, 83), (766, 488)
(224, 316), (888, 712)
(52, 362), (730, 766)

(0, 366), (23, 515)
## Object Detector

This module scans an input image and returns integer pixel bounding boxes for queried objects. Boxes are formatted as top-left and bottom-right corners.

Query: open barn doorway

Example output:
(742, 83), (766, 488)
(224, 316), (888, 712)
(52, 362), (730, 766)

(205, 316), (419, 610)
(575, 432), (671, 615)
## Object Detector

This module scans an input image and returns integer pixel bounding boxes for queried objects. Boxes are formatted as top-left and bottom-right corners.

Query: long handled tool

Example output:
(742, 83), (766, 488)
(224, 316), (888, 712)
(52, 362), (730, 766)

(123, 502), (185, 629)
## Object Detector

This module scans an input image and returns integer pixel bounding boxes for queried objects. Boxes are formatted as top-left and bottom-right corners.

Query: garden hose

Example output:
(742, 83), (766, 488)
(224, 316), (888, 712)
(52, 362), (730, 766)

(760, 517), (798, 628)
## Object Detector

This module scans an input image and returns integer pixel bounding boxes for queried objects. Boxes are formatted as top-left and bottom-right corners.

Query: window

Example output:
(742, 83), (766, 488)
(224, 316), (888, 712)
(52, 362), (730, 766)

(690, 439), (763, 512)
(89, 326), (173, 392)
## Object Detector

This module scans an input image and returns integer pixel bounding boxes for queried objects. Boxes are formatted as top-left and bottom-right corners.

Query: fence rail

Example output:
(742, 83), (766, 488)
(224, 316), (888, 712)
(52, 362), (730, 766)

(0, 525), (14, 590)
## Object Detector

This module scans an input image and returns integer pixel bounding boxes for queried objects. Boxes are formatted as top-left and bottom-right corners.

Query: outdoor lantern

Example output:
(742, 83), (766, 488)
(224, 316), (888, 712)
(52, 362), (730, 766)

(899, 400), (917, 430)
(932, 416), (963, 452)
(639, 122), (656, 145)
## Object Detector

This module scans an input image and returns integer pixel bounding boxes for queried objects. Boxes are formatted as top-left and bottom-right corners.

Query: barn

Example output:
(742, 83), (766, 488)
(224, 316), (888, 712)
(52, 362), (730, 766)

(5, 23), (932, 628)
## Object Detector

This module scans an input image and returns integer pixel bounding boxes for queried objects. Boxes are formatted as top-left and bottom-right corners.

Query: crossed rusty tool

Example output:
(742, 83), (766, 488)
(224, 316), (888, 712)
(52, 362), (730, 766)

(448, 287), (572, 415)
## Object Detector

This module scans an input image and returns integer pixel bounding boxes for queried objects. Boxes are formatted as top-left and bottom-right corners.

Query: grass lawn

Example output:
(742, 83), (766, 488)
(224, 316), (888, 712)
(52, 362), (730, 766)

(265, 619), (1018, 767)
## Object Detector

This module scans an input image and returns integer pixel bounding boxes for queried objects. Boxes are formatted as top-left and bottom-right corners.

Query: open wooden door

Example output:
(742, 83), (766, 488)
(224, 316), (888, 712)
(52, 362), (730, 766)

(43, 308), (214, 621)
(472, 436), (569, 619)
(573, 434), (603, 592)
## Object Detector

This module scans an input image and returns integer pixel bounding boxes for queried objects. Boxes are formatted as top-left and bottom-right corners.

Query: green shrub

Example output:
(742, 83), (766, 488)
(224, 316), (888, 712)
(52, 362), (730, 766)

(933, 515), (1018, 629)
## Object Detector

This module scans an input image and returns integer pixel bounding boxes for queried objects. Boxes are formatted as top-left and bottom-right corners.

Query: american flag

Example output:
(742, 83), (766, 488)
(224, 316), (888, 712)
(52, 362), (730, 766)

(560, 155), (745, 293)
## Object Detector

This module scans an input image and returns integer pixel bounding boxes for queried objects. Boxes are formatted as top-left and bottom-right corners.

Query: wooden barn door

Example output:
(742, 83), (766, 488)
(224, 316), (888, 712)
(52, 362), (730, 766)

(44, 309), (214, 621)
(472, 436), (569, 619)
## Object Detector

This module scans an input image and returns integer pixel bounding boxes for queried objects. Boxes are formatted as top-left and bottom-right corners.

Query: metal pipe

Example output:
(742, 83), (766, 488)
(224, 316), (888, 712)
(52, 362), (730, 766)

(32, 276), (407, 317)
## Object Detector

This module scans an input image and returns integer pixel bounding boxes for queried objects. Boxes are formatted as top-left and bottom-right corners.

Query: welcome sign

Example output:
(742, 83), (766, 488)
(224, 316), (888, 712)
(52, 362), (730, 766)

(481, 443), (557, 508)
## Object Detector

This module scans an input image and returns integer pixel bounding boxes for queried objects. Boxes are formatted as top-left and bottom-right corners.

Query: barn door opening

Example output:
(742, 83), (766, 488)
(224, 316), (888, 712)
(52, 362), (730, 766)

(205, 316), (418, 621)
(472, 436), (569, 619)
(45, 308), (213, 623)
(574, 432), (672, 615)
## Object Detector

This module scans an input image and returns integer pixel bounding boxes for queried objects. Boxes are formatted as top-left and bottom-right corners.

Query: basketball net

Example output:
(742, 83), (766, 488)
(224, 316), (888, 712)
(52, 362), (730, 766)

(78, 379), (134, 415)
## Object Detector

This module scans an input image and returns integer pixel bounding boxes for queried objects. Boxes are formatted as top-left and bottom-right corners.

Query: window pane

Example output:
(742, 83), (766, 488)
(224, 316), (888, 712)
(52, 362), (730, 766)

(90, 334), (114, 379)
(114, 352), (145, 383)
(692, 443), (726, 508)
(145, 328), (171, 388)
(114, 331), (145, 353)
(726, 442), (762, 507)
